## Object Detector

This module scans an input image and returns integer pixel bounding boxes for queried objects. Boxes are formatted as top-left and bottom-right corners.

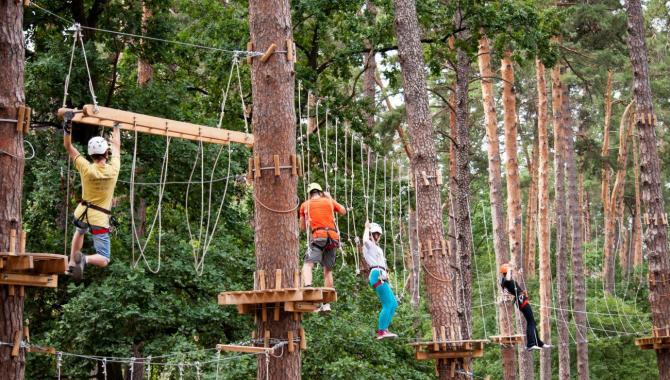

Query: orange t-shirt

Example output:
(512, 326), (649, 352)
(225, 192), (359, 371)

(299, 197), (345, 240)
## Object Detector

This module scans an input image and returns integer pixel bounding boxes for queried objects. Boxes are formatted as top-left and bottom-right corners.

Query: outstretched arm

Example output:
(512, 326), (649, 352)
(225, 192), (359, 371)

(110, 125), (121, 156)
(62, 117), (80, 160)
(362, 220), (371, 244)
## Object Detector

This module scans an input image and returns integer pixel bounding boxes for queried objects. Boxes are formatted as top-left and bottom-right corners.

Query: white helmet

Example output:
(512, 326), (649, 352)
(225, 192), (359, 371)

(369, 222), (383, 235)
(88, 136), (109, 155)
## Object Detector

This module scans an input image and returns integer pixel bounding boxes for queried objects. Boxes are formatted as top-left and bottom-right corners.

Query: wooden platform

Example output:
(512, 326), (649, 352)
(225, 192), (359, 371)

(219, 287), (337, 314)
(489, 334), (525, 346)
(635, 336), (670, 350)
(0, 230), (67, 289)
(410, 339), (487, 361)
(59, 105), (254, 146)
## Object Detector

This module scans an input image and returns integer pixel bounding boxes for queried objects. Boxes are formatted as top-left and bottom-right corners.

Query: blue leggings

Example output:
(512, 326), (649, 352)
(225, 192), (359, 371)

(369, 269), (398, 331)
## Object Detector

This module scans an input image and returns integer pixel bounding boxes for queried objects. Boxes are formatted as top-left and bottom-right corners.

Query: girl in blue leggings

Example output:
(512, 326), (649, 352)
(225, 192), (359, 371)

(363, 221), (399, 340)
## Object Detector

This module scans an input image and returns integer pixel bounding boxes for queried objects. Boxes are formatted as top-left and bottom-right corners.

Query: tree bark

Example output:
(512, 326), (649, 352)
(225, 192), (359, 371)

(452, 9), (474, 345)
(601, 70), (613, 227)
(137, 1), (154, 86)
(625, 0), (670, 375)
(393, 0), (463, 377)
(0, 1), (26, 379)
(604, 101), (634, 292)
(632, 132), (643, 267)
(563, 86), (589, 380)
(579, 174), (591, 243)
(407, 209), (421, 308)
(363, 1), (377, 131)
(502, 53), (533, 379)
(523, 139), (539, 278)
(477, 36), (517, 380)
(554, 72), (570, 380)
(248, 1), (300, 379)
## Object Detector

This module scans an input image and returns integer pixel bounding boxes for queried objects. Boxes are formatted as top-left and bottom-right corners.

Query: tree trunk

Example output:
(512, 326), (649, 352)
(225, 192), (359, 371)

(563, 86), (589, 380)
(363, 0), (377, 131)
(477, 36), (517, 380)
(137, 2), (153, 86)
(554, 71), (570, 380)
(452, 10), (474, 344)
(374, 70), (413, 158)
(580, 174), (591, 243)
(248, 1), (300, 379)
(0, 1), (26, 379)
(523, 139), (539, 278)
(407, 209), (421, 308)
(502, 52), (533, 379)
(130, 342), (145, 380)
(604, 101), (634, 293)
(632, 132), (643, 267)
(601, 70), (613, 229)
(393, 0), (463, 377)
(625, 0), (670, 375)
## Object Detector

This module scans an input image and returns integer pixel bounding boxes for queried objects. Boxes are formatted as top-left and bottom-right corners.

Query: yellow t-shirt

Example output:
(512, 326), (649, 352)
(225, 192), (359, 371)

(73, 154), (120, 228)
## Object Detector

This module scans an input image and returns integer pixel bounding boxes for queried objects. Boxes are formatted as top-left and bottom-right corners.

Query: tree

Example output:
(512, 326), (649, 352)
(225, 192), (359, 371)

(476, 36), (517, 380)
(248, 1), (300, 378)
(0, 1), (26, 379)
(535, 59), (551, 380)
(625, 0), (670, 376)
(392, 0), (462, 378)
(137, 1), (154, 87)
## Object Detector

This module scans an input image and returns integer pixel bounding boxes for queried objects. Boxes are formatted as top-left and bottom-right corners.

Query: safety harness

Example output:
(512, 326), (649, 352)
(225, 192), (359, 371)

(310, 227), (340, 250)
(75, 200), (114, 235)
(370, 266), (389, 289)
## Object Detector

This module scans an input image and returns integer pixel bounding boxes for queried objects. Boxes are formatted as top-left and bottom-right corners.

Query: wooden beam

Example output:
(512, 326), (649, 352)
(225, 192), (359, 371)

(216, 344), (271, 354)
(4, 256), (34, 271)
(33, 257), (68, 275)
(11, 330), (22, 357)
(27, 346), (56, 355)
(0, 273), (57, 288)
(287, 331), (295, 352)
(58, 106), (254, 146)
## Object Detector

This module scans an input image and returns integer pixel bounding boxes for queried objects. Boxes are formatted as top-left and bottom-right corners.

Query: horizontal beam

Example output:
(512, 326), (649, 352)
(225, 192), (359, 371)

(415, 350), (484, 361)
(216, 344), (272, 354)
(0, 273), (58, 288)
(58, 105), (254, 146)
(218, 287), (337, 305)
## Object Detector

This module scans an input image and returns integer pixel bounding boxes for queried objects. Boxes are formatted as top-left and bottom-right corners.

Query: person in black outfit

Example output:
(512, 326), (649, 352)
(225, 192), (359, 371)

(500, 263), (551, 351)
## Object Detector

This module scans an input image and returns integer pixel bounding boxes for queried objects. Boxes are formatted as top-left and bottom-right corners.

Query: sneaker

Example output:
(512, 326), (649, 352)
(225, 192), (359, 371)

(526, 345), (542, 351)
(71, 252), (85, 281)
(376, 330), (398, 340)
(318, 303), (331, 313)
(542, 344), (552, 349)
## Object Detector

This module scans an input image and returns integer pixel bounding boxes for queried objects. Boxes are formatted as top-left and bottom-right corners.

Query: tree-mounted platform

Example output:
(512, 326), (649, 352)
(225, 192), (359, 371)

(218, 269), (337, 315)
(218, 269), (336, 351)
(489, 334), (525, 346)
(410, 339), (487, 378)
(58, 105), (254, 146)
(635, 335), (670, 351)
(0, 230), (67, 289)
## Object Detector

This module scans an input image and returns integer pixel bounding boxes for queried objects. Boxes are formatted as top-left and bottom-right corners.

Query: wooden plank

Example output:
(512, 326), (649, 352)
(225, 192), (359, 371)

(432, 327), (439, 351)
(264, 330), (270, 348)
(261, 305), (267, 322)
(5, 256), (34, 271)
(247, 158), (254, 181)
(24, 107), (31, 134)
(290, 154), (297, 176)
(246, 42), (254, 64)
(27, 346), (56, 355)
(19, 231), (26, 254)
(286, 39), (294, 61)
(218, 287), (337, 305)
(273, 303), (280, 321)
(293, 270), (300, 288)
(273, 155), (281, 176)
(284, 301), (319, 313)
(16, 106), (25, 133)
(0, 273), (57, 288)
(415, 350), (485, 361)
(254, 156), (261, 179)
(58, 106), (254, 146)
(275, 269), (282, 289)
(258, 270), (266, 290)
(288, 331), (295, 353)
(10, 229), (16, 255)
(441, 326), (447, 350)
(260, 43), (277, 63)
(299, 328), (306, 350)
(216, 344), (271, 354)
(33, 257), (68, 275)
(11, 330), (22, 357)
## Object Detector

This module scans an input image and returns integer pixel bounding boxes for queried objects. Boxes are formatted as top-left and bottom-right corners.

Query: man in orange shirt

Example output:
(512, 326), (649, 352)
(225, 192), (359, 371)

(299, 183), (346, 311)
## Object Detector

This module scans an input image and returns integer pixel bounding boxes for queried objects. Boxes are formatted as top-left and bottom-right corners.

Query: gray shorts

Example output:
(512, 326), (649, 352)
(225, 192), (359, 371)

(305, 238), (337, 269)
(73, 219), (111, 261)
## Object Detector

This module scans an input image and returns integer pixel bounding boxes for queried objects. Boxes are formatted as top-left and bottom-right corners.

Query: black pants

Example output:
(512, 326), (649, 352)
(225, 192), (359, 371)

(520, 304), (544, 348)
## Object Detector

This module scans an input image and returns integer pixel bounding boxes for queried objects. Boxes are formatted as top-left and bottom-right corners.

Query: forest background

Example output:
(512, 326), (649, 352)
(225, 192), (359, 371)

(14, 0), (669, 378)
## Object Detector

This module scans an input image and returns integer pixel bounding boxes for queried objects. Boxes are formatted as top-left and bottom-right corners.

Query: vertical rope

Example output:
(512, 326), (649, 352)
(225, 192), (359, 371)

(62, 28), (78, 108)
(76, 25), (99, 111)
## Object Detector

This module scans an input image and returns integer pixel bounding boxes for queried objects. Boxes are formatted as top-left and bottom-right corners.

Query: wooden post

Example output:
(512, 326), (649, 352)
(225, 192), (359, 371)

(246, 42), (254, 65)
(287, 331), (295, 352)
(260, 43), (277, 63)
(11, 330), (21, 357)
(9, 229), (16, 255)
(299, 328), (306, 350)
(19, 231), (25, 254)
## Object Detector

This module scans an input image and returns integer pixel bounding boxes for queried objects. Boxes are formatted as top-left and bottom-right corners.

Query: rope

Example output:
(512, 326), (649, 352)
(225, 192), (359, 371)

(129, 129), (171, 273)
(0, 140), (36, 160)
(29, 1), (268, 57)
(62, 26), (77, 108)
(75, 25), (99, 111)
(253, 193), (300, 214)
